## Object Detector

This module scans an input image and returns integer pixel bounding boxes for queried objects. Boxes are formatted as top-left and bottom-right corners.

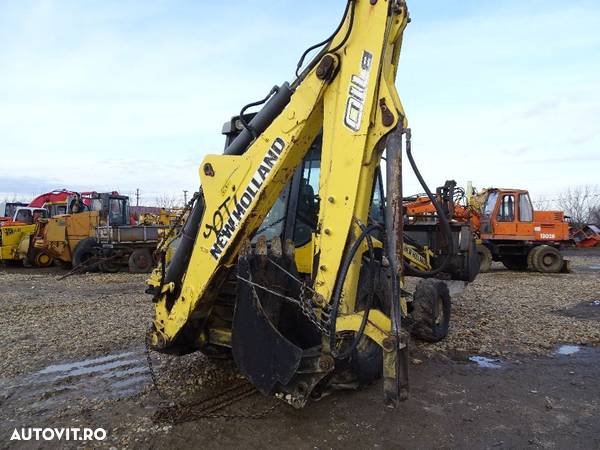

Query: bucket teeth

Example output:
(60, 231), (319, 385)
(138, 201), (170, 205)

(240, 239), (252, 258)
(284, 238), (295, 258)
(271, 236), (282, 257)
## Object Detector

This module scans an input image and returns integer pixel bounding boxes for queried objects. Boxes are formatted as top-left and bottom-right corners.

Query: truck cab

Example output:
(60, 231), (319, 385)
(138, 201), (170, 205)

(0, 202), (28, 221)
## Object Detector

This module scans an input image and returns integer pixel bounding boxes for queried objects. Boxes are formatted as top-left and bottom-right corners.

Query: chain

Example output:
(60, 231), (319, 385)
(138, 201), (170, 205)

(158, 387), (279, 423)
(267, 257), (320, 296)
(237, 271), (331, 336)
(144, 332), (166, 401)
(144, 330), (280, 422)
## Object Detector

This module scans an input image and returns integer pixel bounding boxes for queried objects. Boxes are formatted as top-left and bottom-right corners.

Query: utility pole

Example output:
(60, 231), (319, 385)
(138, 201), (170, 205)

(135, 188), (140, 207)
(183, 190), (188, 205)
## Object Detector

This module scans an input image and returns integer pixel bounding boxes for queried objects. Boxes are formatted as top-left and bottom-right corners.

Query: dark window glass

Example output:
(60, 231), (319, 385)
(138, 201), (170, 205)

(293, 157), (321, 245)
(497, 195), (515, 222)
(15, 209), (32, 224)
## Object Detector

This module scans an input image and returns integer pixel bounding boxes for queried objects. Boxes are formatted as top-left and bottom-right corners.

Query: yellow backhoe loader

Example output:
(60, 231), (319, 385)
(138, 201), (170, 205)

(146, 0), (478, 409)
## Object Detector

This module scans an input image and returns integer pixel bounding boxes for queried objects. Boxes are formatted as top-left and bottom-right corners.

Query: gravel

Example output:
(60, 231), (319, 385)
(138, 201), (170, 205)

(416, 254), (600, 358)
(1, 251), (598, 380)
(0, 269), (150, 378)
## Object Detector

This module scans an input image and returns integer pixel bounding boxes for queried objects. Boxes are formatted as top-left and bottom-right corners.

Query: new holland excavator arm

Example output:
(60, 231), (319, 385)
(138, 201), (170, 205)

(147, 0), (415, 407)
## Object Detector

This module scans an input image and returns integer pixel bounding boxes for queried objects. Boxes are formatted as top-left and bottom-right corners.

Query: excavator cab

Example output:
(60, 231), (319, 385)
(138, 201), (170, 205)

(478, 188), (536, 238)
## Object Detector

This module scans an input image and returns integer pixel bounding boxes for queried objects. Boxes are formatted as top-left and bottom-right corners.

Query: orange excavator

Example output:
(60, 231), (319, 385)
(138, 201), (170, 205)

(404, 181), (571, 273)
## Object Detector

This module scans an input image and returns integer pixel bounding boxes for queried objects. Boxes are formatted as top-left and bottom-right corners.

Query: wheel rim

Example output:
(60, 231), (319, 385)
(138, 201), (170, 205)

(36, 253), (51, 266)
(133, 253), (151, 270)
(542, 254), (556, 267)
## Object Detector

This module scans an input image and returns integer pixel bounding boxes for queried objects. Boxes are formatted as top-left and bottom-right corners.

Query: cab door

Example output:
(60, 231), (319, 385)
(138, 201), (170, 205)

(493, 194), (517, 238)
(515, 192), (534, 238)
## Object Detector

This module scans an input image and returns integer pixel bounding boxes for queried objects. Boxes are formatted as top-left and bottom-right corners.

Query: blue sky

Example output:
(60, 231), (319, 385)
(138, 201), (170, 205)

(1, 0), (599, 205)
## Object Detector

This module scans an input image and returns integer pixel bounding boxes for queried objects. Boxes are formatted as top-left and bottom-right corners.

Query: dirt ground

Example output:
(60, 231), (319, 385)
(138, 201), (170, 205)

(0, 248), (599, 449)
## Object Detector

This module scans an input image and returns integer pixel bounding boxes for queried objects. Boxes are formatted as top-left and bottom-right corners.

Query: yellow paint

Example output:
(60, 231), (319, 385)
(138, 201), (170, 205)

(0, 224), (35, 261)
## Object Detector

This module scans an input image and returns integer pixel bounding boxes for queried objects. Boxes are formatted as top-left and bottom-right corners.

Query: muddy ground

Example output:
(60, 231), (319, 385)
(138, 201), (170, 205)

(0, 248), (599, 449)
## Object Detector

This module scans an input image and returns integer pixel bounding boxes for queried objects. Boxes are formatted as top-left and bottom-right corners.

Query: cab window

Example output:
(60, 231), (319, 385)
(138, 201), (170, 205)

(497, 195), (515, 222)
(109, 198), (126, 225)
(293, 150), (321, 245)
(6, 204), (20, 218)
(369, 170), (385, 226)
(518, 193), (533, 222)
(15, 209), (32, 224)
(252, 184), (291, 243)
(483, 191), (498, 218)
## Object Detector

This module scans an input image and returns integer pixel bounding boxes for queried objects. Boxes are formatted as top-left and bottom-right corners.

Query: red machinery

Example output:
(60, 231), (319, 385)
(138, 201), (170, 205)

(0, 190), (94, 226)
(571, 225), (600, 248)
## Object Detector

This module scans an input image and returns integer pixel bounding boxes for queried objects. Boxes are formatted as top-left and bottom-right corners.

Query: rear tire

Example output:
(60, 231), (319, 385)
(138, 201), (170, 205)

(501, 255), (528, 271)
(72, 237), (98, 272)
(527, 246), (541, 270)
(410, 279), (451, 343)
(349, 262), (393, 385)
(477, 244), (492, 273)
(532, 245), (563, 273)
(128, 248), (154, 273)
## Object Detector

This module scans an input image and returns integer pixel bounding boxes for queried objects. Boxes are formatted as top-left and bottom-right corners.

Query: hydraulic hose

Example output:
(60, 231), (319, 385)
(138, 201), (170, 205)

(294, 0), (355, 80)
(329, 222), (379, 360)
(404, 128), (454, 276)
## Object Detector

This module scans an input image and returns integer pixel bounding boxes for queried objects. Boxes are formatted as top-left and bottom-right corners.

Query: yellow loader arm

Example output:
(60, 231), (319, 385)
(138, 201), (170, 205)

(147, 0), (411, 407)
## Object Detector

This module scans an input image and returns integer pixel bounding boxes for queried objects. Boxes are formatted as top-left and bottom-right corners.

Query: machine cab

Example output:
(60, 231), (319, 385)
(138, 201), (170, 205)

(12, 207), (49, 225)
(0, 202), (28, 219)
(479, 189), (533, 239)
(223, 117), (382, 275)
(88, 193), (130, 227)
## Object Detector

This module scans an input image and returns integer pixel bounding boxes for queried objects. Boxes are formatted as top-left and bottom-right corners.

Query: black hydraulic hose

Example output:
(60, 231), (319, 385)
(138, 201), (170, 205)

(329, 222), (379, 360)
(294, 0), (354, 79)
(404, 128), (454, 276)
(238, 85), (280, 139)
(328, 0), (356, 55)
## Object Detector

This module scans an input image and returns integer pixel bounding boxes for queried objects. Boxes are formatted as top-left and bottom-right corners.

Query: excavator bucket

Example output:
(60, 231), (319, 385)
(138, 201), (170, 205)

(232, 237), (304, 395)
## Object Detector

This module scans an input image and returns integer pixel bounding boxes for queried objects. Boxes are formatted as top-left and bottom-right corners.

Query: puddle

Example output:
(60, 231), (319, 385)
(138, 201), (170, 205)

(469, 356), (503, 368)
(0, 348), (151, 411)
(588, 265), (600, 270)
(100, 365), (149, 379)
(112, 375), (148, 389)
(556, 301), (600, 321)
(555, 345), (581, 355)
(38, 351), (137, 375)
